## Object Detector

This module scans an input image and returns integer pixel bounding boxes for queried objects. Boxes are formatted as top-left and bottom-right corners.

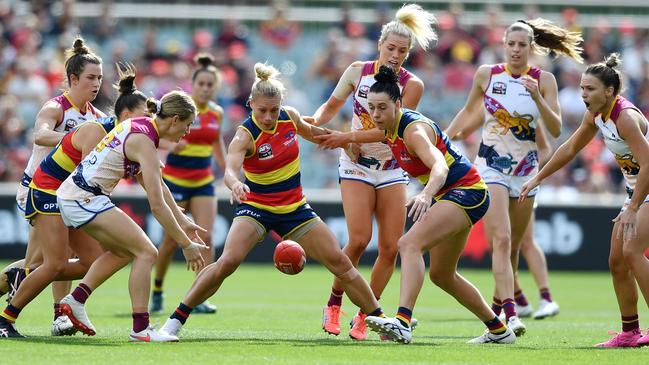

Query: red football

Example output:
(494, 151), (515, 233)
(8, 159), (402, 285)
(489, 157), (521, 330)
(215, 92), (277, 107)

(273, 240), (306, 275)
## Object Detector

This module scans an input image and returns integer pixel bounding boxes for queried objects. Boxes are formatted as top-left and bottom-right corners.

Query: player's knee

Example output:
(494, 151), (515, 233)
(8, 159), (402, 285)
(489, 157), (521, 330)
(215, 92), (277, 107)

(622, 242), (641, 265)
(377, 241), (398, 262)
(397, 236), (419, 254)
(609, 253), (628, 277)
(217, 255), (242, 276)
(137, 245), (158, 265)
(336, 266), (359, 283)
(346, 235), (371, 254)
(491, 233), (512, 254)
(429, 268), (454, 289)
(43, 258), (67, 277)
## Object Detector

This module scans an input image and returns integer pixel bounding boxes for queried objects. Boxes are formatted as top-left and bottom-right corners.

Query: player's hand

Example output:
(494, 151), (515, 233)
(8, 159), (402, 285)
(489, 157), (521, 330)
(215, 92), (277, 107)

(180, 218), (208, 245)
(406, 192), (433, 222)
(521, 76), (541, 102)
(519, 178), (540, 202)
(302, 116), (319, 126)
(613, 207), (638, 244)
(314, 130), (350, 149)
(182, 241), (207, 272)
(230, 181), (250, 204)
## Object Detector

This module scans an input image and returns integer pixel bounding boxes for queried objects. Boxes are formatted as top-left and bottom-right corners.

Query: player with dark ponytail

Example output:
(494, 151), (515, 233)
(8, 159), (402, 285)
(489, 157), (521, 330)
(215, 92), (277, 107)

(0, 63), (148, 338)
(363, 66), (515, 345)
(520, 54), (649, 348)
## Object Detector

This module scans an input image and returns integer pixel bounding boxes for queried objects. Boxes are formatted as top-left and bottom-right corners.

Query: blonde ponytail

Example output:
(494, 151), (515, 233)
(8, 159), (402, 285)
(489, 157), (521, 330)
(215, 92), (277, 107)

(379, 4), (437, 51)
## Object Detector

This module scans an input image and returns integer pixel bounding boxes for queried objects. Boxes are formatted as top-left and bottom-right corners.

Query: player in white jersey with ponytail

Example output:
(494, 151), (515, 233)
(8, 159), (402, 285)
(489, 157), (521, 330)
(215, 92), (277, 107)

(307, 3), (436, 340)
(445, 18), (583, 336)
(521, 53), (649, 348)
(48, 91), (206, 342)
(2, 36), (104, 336)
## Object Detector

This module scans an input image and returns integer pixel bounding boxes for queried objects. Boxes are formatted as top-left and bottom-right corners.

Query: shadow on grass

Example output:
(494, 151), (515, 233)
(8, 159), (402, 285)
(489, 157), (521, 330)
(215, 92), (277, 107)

(6, 335), (120, 346)
(176, 336), (439, 347)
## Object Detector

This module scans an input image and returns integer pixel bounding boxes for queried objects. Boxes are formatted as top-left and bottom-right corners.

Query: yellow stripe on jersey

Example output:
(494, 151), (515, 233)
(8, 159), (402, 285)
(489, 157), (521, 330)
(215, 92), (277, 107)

(244, 157), (300, 185)
(244, 197), (307, 214)
(51, 147), (78, 173)
(444, 151), (456, 167)
(176, 144), (213, 157)
(29, 186), (58, 195)
(416, 174), (430, 185)
(162, 174), (214, 188)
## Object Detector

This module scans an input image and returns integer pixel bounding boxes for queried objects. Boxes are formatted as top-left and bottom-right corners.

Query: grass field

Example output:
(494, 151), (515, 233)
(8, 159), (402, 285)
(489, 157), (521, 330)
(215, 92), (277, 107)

(1, 261), (646, 364)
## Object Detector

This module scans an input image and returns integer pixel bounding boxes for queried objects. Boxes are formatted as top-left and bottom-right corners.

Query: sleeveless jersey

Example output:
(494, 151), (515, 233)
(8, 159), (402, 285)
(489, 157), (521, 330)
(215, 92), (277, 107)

(23, 92), (102, 181)
(593, 95), (649, 191)
(476, 64), (541, 177)
(240, 108), (305, 214)
(30, 117), (117, 195)
(385, 109), (484, 195)
(349, 61), (413, 161)
(162, 101), (222, 187)
(57, 117), (159, 199)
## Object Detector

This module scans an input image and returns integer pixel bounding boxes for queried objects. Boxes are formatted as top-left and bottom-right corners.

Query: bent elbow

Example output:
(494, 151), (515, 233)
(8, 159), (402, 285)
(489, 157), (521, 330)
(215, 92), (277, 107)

(149, 201), (167, 216)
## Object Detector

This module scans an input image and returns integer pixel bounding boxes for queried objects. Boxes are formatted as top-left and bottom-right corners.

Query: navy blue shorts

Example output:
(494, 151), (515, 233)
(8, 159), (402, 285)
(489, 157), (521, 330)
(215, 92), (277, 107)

(24, 188), (59, 220)
(433, 187), (490, 225)
(163, 178), (215, 202)
(234, 203), (319, 238)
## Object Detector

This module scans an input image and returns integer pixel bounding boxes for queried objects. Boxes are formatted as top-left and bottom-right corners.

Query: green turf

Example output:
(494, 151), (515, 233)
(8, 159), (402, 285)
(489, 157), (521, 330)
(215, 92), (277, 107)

(0, 261), (646, 364)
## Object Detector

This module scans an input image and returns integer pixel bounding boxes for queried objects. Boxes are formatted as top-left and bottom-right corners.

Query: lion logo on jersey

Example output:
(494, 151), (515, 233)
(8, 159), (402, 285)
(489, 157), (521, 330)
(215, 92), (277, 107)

(491, 109), (536, 141)
(353, 99), (376, 130)
(358, 113), (375, 130)
(615, 154), (640, 175)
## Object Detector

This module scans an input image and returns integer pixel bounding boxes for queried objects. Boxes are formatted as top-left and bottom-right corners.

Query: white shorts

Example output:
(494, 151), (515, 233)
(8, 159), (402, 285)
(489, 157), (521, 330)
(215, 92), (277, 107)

(58, 195), (115, 228)
(338, 155), (408, 189)
(478, 165), (538, 198)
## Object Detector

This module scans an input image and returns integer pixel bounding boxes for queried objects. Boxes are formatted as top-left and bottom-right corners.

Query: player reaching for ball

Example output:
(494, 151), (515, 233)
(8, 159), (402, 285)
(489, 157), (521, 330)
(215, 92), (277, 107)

(158, 63), (386, 339)
(361, 66), (514, 345)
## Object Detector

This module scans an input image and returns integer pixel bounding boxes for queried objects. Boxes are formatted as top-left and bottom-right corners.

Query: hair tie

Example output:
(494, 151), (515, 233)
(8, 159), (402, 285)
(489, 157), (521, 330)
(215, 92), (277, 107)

(517, 19), (529, 25)
(155, 100), (162, 114)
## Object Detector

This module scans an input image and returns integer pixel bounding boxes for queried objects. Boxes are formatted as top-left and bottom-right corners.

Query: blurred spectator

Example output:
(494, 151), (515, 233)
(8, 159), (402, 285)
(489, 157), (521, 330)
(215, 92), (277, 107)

(259, 2), (300, 50)
(5, 56), (48, 125)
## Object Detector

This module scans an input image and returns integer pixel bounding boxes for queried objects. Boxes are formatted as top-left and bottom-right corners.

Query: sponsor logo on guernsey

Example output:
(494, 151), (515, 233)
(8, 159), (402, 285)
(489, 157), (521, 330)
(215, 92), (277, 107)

(237, 208), (261, 218)
(283, 131), (297, 146)
(257, 143), (273, 160)
(492, 82), (506, 95)
(343, 169), (366, 177)
(358, 85), (370, 98)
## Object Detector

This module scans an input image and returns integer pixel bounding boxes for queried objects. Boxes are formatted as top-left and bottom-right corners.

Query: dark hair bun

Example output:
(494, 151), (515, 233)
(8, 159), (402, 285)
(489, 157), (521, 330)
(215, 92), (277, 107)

(72, 37), (90, 56)
(115, 63), (137, 94)
(604, 53), (621, 69)
(117, 75), (136, 94)
(195, 53), (215, 68)
(374, 65), (399, 84)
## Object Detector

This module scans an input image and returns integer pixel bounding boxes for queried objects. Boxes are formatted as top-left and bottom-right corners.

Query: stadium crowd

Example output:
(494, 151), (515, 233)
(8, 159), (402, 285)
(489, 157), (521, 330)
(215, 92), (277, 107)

(1, 0), (649, 196)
